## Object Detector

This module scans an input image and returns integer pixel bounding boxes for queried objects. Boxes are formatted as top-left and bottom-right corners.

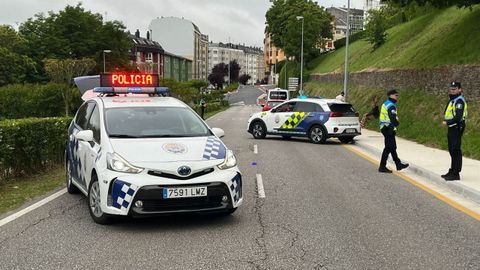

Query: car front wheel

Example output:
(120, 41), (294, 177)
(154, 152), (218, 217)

(88, 174), (113, 225)
(251, 122), (266, 139)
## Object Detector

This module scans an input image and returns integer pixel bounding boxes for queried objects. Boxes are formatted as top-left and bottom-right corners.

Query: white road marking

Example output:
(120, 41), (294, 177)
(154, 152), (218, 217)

(256, 174), (265, 198)
(0, 188), (67, 228)
(254, 144), (258, 154)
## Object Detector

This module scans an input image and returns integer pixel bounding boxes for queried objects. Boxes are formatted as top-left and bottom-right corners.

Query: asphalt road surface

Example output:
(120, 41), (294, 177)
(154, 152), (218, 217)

(1, 88), (479, 269)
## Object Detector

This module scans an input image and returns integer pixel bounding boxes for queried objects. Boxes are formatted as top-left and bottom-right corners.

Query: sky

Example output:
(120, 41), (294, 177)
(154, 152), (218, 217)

(1, 0), (365, 47)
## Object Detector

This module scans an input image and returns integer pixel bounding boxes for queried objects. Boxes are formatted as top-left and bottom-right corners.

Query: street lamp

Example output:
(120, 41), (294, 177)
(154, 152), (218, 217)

(343, 0), (351, 101)
(296, 16), (304, 96)
(103, 50), (111, 73)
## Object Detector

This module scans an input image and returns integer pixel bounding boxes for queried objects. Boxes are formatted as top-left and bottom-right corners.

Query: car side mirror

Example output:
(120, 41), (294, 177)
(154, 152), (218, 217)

(211, 127), (225, 138)
(75, 130), (94, 142)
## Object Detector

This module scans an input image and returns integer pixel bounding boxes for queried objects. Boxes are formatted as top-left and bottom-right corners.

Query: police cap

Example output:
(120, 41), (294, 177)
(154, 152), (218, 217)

(450, 81), (461, 88)
(386, 89), (399, 96)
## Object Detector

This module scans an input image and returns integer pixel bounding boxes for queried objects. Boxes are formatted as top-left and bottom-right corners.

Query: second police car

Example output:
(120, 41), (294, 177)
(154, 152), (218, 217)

(247, 97), (361, 143)
(66, 73), (242, 224)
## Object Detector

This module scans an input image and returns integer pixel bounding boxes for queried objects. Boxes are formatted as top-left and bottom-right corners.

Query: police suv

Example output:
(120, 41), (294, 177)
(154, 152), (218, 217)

(247, 97), (361, 143)
(66, 74), (242, 224)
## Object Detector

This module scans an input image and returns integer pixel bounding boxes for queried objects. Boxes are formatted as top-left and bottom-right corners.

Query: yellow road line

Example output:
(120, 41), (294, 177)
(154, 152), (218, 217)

(343, 144), (480, 221)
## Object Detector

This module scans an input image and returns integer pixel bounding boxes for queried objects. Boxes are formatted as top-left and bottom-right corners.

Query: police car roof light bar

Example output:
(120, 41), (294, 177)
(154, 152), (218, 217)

(93, 87), (170, 94)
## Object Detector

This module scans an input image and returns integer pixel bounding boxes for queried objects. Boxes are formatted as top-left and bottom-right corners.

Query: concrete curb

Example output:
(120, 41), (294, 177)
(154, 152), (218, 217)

(354, 140), (480, 205)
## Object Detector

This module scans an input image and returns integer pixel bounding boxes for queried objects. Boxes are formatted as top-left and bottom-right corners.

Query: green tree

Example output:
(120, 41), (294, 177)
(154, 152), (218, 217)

(0, 25), (35, 86)
(238, 74), (251, 85)
(365, 9), (388, 50)
(19, 3), (132, 82)
(44, 58), (95, 116)
(266, 0), (333, 61)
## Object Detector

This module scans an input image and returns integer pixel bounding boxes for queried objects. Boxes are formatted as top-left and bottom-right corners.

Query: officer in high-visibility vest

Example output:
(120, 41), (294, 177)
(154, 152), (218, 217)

(378, 89), (409, 173)
(441, 81), (467, 181)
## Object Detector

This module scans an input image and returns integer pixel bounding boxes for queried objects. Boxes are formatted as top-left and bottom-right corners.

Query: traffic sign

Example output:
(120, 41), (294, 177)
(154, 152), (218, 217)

(288, 77), (299, 91)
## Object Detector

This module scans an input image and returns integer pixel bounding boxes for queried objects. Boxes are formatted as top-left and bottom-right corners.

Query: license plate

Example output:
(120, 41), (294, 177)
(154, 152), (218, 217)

(163, 186), (207, 199)
(345, 128), (357, 133)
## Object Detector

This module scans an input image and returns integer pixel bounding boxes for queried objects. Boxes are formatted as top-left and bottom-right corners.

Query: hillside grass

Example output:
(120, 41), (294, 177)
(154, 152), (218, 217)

(310, 5), (480, 74)
(305, 81), (480, 160)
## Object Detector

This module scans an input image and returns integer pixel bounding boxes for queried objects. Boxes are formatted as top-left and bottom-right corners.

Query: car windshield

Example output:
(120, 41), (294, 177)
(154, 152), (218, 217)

(105, 107), (211, 138)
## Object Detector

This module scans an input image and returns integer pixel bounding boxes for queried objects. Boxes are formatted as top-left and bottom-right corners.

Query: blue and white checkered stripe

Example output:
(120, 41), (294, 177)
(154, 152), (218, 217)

(202, 136), (226, 160)
(112, 179), (138, 210)
(230, 173), (242, 203)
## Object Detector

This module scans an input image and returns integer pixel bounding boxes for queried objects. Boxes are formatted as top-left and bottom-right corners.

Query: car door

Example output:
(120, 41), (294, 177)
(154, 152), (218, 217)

(71, 101), (96, 191)
(83, 104), (102, 191)
(265, 101), (297, 133)
(291, 101), (319, 135)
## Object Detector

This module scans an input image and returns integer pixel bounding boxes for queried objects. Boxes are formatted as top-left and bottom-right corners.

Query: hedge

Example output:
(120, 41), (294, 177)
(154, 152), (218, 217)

(334, 31), (365, 49)
(192, 100), (229, 115)
(0, 117), (72, 182)
(0, 83), (82, 120)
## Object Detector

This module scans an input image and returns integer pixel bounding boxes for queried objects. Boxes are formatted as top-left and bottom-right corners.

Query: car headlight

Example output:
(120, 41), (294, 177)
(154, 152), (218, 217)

(217, 150), (237, 170)
(106, 152), (144, 174)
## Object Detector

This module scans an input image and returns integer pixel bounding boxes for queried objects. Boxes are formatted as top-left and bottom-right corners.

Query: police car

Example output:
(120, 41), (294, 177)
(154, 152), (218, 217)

(66, 73), (242, 224)
(247, 97), (361, 143)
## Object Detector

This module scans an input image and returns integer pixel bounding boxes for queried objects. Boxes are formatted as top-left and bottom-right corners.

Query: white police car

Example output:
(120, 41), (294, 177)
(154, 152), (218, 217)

(66, 74), (242, 224)
(247, 97), (361, 143)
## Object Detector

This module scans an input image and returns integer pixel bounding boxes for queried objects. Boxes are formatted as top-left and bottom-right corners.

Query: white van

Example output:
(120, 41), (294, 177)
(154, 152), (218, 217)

(267, 88), (289, 102)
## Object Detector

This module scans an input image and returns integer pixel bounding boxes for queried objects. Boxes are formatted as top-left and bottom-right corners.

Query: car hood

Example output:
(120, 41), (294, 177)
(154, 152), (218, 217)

(109, 136), (227, 166)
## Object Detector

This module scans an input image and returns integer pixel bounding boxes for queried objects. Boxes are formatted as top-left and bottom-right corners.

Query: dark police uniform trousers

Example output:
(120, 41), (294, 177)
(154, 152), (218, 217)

(448, 122), (465, 173)
(380, 126), (401, 168)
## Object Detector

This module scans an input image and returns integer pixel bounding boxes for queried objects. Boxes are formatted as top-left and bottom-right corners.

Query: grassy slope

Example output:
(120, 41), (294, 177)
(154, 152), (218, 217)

(305, 81), (480, 160)
(310, 5), (480, 74)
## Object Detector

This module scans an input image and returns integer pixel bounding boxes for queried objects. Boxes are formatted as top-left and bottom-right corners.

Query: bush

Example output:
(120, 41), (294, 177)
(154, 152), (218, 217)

(192, 101), (228, 115)
(0, 117), (72, 181)
(334, 31), (365, 49)
(0, 83), (81, 119)
(224, 83), (239, 92)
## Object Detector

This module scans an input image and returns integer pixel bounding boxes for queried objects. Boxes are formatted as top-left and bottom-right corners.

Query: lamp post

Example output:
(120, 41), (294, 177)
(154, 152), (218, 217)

(296, 16), (304, 96)
(103, 50), (111, 73)
(343, 0), (351, 101)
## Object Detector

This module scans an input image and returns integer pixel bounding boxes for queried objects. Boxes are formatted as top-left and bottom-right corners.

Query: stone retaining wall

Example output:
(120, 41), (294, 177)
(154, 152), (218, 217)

(310, 65), (480, 102)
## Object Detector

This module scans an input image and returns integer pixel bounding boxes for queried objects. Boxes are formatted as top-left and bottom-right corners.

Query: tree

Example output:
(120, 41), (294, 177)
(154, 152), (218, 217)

(19, 3), (132, 82)
(0, 25), (35, 86)
(208, 63), (228, 89)
(228, 60), (241, 83)
(365, 9), (388, 50)
(266, 0), (333, 61)
(44, 58), (96, 116)
(239, 74), (251, 85)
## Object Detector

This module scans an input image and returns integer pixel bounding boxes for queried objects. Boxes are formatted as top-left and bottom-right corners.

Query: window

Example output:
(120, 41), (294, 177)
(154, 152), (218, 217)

(274, 102), (296, 113)
(145, 52), (153, 62)
(105, 107), (210, 138)
(294, 102), (317, 112)
(75, 102), (96, 130)
(86, 105), (101, 143)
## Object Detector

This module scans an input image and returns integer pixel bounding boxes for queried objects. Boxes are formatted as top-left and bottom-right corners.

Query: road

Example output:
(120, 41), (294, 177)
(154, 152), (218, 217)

(1, 85), (479, 269)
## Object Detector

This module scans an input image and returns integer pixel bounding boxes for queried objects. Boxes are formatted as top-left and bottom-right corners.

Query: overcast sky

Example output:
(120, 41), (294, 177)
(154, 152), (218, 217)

(1, 0), (364, 47)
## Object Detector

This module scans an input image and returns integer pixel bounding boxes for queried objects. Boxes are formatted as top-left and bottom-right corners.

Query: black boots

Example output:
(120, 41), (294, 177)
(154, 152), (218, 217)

(442, 169), (460, 181)
(378, 167), (392, 173)
(396, 162), (409, 171)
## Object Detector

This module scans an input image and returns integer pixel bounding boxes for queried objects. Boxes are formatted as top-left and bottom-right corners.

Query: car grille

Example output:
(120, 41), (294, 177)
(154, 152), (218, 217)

(130, 182), (230, 214)
(147, 168), (214, 180)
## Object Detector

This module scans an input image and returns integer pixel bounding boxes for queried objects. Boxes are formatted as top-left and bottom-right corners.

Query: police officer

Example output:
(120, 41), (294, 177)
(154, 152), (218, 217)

(441, 81), (467, 181)
(200, 97), (206, 120)
(378, 89), (409, 173)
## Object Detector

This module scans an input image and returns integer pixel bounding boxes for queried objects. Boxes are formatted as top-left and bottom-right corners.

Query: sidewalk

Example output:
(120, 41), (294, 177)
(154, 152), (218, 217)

(354, 129), (480, 204)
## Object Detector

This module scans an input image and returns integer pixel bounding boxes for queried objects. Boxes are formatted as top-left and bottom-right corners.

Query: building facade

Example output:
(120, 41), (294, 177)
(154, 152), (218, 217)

(208, 42), (263, 84)
(326, 7), (365, 41)
(129, 30), (192, 82)
(129, 30), (164, 76)
(364, 0), (387, 10)
(263, 30), (286, 84)
(149, 17), (208, 80)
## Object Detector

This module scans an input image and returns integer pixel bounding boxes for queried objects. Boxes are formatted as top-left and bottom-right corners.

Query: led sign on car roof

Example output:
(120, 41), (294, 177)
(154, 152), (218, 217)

(100, 73), (159, 87)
